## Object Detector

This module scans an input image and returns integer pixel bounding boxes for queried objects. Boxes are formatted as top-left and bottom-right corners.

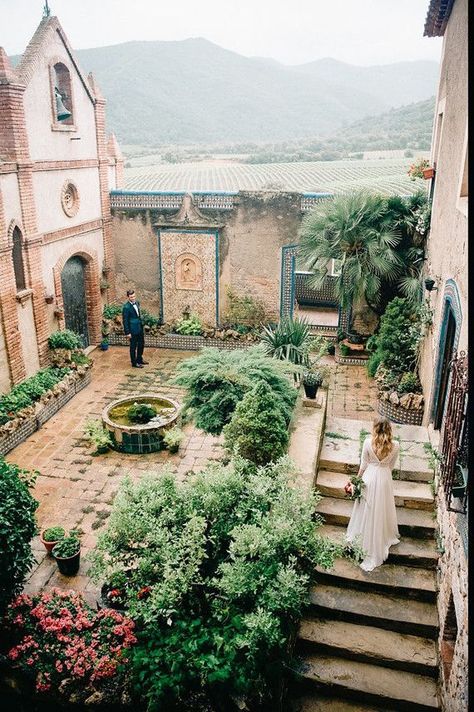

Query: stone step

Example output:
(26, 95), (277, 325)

(315, 496), (435, 539)
(320, 417), (432, 482)
(309, 582), (439, 639)
(297, 654), (439, 711)
(316, 471), (434, 510)
(298, 618), (437, 677)
(318, 524), (438, 569)
(289, 694), (387, 712)
(314, 558), (437, 602)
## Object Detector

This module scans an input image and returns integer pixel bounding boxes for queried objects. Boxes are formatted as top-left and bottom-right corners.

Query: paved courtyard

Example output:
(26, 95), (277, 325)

(5, 346), (377, 605)
(6, 346), (223, 604)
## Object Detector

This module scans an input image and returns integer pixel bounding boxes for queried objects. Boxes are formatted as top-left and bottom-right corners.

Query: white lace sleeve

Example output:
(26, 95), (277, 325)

(389, 441), (401, 472)
(358, 439), (369, 477)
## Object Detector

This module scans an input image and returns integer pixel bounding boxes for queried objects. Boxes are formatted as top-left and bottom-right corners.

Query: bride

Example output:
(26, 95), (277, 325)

(345, 417), (400, 572)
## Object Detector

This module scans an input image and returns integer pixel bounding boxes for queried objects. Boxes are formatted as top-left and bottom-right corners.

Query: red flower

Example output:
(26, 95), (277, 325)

(137, 585), (151, 599)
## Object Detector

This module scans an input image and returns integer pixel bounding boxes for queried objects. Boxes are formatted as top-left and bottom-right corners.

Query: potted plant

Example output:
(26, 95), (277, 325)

(100, 335), (109, 351)
(422, 166), (435, 180)
(100, 571), (129, 611)
(52, 533), (81, 575)
(452, 464), (467, 499)
(163, 426), (184, 453)
(407, 157), (430, 181)
(302, 371), (323, 399)
(40, 526), (65, 554)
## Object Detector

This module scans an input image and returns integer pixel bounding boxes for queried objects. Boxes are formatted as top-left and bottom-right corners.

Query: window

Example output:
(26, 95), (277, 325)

(52, 62), (74, 125)
(12, 227), (26, 291)
(457, 131), (468, 217)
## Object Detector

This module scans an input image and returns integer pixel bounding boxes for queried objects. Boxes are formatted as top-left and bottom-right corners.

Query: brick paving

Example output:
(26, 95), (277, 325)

(6, 346), (223, 605)
(325, 357), (378, 421)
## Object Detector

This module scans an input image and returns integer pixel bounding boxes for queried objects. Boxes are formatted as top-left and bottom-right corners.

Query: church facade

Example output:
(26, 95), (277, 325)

(0, 14), (123, 392)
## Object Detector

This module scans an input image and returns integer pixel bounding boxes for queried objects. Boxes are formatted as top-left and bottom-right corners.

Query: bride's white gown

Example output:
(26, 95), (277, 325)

(346, 437), (400, 572)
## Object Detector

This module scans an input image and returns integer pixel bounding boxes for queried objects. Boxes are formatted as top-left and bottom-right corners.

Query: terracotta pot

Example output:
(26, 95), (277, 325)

(422, 167), (435, 179)
(40, 529), (63, 554)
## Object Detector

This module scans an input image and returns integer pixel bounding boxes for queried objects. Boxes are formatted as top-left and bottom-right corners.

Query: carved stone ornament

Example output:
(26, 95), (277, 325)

(175, 253), (203, 291)
(154, 193), (221, 228)
(61, 181), (80, 217)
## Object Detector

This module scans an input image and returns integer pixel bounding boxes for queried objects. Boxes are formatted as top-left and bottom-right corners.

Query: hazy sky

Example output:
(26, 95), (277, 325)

(1, 0), (442, 65)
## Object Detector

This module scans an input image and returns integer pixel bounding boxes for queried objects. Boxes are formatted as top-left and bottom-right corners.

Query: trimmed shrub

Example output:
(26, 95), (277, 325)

(367, 297), (422, 377)
(223, 381), (289, 465)
(172, 346), (296, 435)
(0, 460), (38, 614)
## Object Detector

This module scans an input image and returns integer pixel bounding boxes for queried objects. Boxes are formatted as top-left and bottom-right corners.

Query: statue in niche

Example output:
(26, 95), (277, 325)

(175, 253), (202, 291)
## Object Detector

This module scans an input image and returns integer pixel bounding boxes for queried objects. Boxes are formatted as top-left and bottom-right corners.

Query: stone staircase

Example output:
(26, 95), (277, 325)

(290, 417), (440, 712)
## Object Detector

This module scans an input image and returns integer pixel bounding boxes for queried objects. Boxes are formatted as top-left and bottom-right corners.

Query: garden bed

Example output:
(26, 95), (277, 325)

(377, 396), (423, 426)
(0, 367), (92, 457)
(108, 332), (251, 351)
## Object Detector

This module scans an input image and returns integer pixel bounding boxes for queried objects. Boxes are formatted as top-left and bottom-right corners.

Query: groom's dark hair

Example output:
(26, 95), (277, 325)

(126, 289), (135, 296)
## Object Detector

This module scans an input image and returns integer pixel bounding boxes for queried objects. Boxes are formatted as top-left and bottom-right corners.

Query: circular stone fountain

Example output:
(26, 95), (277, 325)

(102, 394), (181, 454)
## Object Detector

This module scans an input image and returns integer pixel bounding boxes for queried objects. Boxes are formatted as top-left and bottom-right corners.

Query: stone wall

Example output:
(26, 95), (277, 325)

(436, 488), (468, 712)
(419, 0), (468, 427)
(111, 191), (303, 323)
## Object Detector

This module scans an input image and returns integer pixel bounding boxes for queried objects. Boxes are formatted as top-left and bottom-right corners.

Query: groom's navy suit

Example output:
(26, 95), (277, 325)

(122, 300), (145, 366)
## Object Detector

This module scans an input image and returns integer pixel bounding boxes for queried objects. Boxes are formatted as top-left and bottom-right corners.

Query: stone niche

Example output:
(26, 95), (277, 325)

(160, 230), (217, 326)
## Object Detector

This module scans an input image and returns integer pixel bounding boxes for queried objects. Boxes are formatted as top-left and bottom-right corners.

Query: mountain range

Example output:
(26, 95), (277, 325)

(12, 38), (439, 145)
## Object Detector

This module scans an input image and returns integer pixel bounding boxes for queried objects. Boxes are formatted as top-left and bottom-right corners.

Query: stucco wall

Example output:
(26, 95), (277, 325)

(0, 173), (21, 225)
(41, 228), (105, 293)
(111, 212), (161, 311)
(419, 0), (468, 425)
(33, 168), (102, 235)
(22, 31), (98, 161)
(111, 191), (303, 322)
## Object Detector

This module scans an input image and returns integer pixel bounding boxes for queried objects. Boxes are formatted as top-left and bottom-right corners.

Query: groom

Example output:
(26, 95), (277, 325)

(122, 289), (148, 368)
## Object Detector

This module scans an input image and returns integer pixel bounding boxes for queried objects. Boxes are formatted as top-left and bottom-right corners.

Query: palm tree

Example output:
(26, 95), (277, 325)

(298, 191), (403, 316)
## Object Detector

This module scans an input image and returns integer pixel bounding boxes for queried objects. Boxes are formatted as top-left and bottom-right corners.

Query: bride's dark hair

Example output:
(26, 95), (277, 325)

(372, 416), (393, 459)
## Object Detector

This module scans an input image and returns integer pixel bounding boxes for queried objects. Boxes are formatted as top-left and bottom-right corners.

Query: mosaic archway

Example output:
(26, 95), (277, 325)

(430, 279), (463, 426)
(280, 244), (346, 329)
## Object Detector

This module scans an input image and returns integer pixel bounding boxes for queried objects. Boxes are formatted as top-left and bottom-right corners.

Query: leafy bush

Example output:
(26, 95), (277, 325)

(127, 402), (157, 424)
(0, 367), (70, 425)
(89, 458), (341, 709)
(84, 419), (113, 454)
(0, 460), (38, 614)
(163, 426), (185, 453)
(339, 343), (350, 357)
(223, 381), (289, 465)
(225, 288), (267, 327)
(103, 303), (122, 320)
(172, 346), (297, 435)
(260, 317), (313, 369)
(397, 371), (422, 394)
(52, 534), (80, 558)
(174, 313), (203, 336)
(6, 589), (136, 699)
(48, 329), (82, 350)
(366, 298), (422, 377)
(141, 309), (161, 328)
(42, 526), (65, 542)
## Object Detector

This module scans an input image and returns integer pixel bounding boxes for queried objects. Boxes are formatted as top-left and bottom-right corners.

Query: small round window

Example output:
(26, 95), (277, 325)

(61, 181), (80, 217)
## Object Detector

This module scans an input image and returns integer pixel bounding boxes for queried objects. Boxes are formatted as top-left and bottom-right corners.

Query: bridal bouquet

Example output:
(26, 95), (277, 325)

(344, 475), (364, 501)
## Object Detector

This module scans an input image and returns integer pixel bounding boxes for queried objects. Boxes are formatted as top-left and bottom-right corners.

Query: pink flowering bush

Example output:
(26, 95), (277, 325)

(5, 588), (136, 701)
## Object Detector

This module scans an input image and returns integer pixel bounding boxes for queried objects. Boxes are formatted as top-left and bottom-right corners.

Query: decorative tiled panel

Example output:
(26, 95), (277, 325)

(377, 397), (424, 426)
(301, 193), (333, 212)
(159, 230), (218, 326)
(0, 418), (37, 457)
(111, 191), (184, 210)
(109, 333), (250, 351)
(193, 193), (236, 210)
(280, 245), (298, 319)
(295, 273), (339, 306)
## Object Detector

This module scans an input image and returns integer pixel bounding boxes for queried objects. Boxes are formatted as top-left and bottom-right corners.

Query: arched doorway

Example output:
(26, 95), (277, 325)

(61, 256), (89, 347)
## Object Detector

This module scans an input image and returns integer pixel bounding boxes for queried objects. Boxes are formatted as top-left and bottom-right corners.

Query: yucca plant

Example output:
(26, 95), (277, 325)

(260, 318), (313, 378)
